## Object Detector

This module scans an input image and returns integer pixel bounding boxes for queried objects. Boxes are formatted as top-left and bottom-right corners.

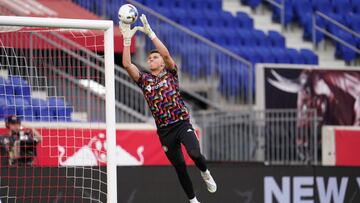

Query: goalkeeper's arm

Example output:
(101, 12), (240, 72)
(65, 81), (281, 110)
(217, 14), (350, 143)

(140, 15), (176, 70)
(120, 22), (142, 82)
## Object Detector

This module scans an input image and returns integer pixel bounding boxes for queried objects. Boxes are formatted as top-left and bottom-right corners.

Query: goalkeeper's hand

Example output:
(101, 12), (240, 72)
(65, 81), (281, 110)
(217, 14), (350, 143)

(119, 22), (144, 46)
(139, 14), (156, 40)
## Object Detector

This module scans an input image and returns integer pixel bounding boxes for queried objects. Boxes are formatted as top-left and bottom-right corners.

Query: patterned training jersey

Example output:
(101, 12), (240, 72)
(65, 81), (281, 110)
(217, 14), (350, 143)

(136, 66), (190, 128)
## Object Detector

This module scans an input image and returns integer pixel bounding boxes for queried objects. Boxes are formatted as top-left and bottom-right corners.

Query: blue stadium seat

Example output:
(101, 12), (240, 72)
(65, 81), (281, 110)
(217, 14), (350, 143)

(7, 75), (31, 96)
(218, 67), (243, 97)
(204, 0), (221, 11)
(240, 30), (257, 46)
(327, 13), (346, 34)
(352, 0), (360, 13)
(332, 0), (352, 14)
(334, 30), (357, 63)
(31, 98), (49, 121)
(313, 0), (332, 14)
(0, 77), (6, 96)
(48, 97), (69, 120)
(14, 97), (32, 121)
(300, 49), (319, 64)
(172, 0), (190, 9)
(267, 31), (285, 47)
(271, 48), (290, 63)
(236, 12), (254, 29)
(293, 0), (311, 17)
(347, 15), (360, 33)
(256, 48), (276, 63)
(247, 0), (262, 9)
(303, 15), (325, 42)
(287, 48), (305, 64)
(272, 0), (294, 26)
(253, 30), (269, 47)
(0, 97), (8, 118)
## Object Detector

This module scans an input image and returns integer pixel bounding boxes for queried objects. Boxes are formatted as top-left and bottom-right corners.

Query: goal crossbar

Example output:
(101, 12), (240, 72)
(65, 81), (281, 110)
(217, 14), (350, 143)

(0, 16), (117, 203)
(0, 16), (113, 30)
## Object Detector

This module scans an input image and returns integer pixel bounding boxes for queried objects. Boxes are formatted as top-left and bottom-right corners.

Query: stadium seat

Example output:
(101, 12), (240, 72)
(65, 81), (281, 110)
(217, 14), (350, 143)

(303, 15), (325, 42)
(272, 0), (294, 26)
(48, 97), (69, 120)
(267, 31), (285, 47)
(327, 13), (346, 34)
(247, 0), (262, 9)
(206, 0), (222, 11)
(293, 0), (312, 18)
(14, 97), (32, 121)
(332, 0), (352, 14)
(253, 30), (269, 47)
(347, 15), (360, 33)
(287, 48), (305, 64)
(271, 48), (290, 63)
(352, 0), (360, 13)
(7, 75), (31, 96)
(312, 0), (332, 14)
(0, 77), (6, 96)
(31, 98), (49, 121)
(334, 30), (357, 63)
(256, 48), (276, 63)
(300, 49), (319, 64)
(236, 12), (254, 29)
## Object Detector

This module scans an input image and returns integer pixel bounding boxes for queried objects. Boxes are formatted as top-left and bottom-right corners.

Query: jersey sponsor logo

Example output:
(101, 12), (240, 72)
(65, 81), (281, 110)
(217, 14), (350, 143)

(153, 79), (167, 90)
(145, 80), (167, 93)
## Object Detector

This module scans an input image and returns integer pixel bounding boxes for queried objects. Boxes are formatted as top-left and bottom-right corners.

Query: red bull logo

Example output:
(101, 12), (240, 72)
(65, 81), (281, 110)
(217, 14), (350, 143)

(58, 132), (144, 166)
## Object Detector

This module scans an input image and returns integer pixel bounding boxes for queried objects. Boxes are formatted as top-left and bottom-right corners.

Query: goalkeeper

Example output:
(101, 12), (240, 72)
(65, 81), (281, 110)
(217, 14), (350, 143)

(120, 15), (217, 203)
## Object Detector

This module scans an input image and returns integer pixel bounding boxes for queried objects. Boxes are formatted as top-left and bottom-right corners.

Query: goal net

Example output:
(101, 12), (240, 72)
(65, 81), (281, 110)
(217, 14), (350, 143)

(0, 17), (116, 202)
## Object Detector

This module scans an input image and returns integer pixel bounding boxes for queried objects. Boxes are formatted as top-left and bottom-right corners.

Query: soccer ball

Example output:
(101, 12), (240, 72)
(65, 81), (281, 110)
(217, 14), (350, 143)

(118, 4), (139, 24)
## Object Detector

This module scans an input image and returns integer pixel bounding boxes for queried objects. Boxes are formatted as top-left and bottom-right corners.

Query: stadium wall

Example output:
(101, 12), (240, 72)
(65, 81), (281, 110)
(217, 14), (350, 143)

(118, 164), (360, 203)
(1, 164), (359, 202)
(0, 122), (198, 166)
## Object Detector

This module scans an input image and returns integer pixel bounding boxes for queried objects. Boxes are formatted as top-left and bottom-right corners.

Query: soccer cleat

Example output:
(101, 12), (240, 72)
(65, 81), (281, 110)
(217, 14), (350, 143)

(200, 170), (217, 193)
(189, 197), (200, 203)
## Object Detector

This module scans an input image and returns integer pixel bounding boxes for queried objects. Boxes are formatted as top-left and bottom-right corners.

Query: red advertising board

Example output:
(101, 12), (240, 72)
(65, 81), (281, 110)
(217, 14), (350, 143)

(335, 129), (360, 166)
(0, 125), (197, 166)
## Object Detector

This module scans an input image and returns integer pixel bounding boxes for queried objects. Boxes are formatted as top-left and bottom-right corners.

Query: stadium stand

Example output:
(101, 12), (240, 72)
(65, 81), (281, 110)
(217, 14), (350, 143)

(0, 75), (73, 122)
(242, 0), (360, 63)
(87, 0), (319, 66)
(73, 0), (319, 100)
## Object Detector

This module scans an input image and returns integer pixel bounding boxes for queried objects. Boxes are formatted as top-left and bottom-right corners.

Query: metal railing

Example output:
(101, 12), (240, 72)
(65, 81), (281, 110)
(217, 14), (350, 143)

(26, 31), (150, 122)
(45, 31), (151, 121)
(264, 0), (286, 29)
(313, 11), (360, 55)
(193, 109), (320, 165)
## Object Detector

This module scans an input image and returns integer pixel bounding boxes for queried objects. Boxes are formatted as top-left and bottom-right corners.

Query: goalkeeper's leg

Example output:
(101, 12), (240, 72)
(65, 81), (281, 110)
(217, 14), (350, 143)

(179, 121), (217, 193)
(164, 146), (201, 202)
(159, 132), (200, 202)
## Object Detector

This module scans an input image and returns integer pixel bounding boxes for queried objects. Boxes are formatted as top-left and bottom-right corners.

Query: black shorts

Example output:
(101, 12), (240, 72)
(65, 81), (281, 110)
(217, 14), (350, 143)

(157, 120), (200, 165)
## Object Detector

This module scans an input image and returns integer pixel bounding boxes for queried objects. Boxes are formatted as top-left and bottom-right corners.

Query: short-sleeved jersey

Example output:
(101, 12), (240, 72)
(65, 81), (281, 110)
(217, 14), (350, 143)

(136, 66), (190, 128)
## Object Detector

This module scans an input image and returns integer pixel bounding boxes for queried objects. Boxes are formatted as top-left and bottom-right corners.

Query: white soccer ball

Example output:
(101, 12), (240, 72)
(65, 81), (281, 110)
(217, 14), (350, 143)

(118, 4), (139, 24)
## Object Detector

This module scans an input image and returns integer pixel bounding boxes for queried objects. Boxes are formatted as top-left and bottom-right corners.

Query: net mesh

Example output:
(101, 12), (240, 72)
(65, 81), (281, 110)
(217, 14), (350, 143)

(0, 26), (109, 202)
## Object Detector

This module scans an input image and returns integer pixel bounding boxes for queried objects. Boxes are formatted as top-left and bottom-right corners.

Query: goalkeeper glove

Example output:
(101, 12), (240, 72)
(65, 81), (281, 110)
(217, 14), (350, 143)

(119, 22), (143, 46)
(139, 14), (156, 40)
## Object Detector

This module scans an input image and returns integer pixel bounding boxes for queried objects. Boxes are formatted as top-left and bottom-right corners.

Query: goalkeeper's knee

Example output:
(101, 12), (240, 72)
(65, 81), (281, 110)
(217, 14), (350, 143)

(188, 149), (202, 160)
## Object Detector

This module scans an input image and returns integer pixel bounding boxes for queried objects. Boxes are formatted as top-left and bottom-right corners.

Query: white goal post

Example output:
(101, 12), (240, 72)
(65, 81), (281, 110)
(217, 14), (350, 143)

(0, 16), (117, 202)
